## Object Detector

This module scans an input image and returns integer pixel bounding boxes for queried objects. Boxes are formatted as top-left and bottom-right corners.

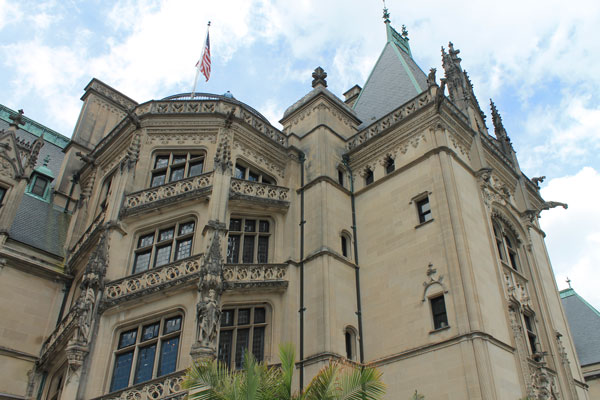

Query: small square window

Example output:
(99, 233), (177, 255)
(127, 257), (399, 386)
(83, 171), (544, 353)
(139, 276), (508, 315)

(417, 197), (433, 224)
(31, 176), (49, 197)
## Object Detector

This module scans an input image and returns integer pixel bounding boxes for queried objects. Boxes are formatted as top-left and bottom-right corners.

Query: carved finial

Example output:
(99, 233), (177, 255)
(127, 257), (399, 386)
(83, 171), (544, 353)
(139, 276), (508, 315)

(448, 42), (460, 61)
(312, 66), (327, 88)
(401, 25), (409, 39)
(427, 68), (437, 87)
(9, 109), (25, 129)
(566, 277), (572, 289)
(490, 99), (503, 132)
(382, 0), (390, 23)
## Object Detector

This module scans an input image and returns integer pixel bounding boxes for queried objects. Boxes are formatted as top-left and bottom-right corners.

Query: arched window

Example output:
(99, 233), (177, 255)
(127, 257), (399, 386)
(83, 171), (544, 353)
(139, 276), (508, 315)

(492, 219), (520, 271)
(340, 231), (352, 259)
(344, 326), (357, 361)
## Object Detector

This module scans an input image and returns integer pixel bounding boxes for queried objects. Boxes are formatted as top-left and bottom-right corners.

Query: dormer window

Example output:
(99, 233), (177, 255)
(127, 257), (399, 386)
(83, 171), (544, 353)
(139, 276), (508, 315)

(26, 156), (54, 202)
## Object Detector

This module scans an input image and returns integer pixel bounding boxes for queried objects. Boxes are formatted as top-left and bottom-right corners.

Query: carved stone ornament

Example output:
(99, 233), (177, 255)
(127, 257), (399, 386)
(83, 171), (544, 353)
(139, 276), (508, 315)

(477, 168), (514, 208)
(422, 263), (448, 302)
(312, 67), (327, 88)
(427, 68), (437, 87)
(196, 288), (221, 348)
(214, 126), (233, 173)
(508, 303), (534, 394)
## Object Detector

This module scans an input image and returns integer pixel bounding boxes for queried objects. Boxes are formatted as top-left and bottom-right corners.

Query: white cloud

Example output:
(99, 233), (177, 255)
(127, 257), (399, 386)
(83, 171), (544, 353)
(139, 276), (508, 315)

(518, 94), (600, 175)
(540, 167), (600, 311)
(0, 0), (23, 30)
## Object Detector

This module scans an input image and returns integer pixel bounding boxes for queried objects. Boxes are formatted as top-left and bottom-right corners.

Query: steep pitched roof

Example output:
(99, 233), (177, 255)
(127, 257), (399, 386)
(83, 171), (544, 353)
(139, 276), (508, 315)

(560, 288), (600, 366)
(352, 23), (428, 128)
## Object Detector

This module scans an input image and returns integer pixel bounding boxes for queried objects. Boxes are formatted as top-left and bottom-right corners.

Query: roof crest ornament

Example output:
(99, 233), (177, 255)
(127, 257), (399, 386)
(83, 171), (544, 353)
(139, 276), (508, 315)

(382, 0), (390, 24)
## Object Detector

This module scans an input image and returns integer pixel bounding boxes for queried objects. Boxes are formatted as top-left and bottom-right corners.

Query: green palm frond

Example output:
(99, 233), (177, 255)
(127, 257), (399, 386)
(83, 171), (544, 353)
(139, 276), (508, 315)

(337, 364), (386, 400)
(302, 363), (340, 400)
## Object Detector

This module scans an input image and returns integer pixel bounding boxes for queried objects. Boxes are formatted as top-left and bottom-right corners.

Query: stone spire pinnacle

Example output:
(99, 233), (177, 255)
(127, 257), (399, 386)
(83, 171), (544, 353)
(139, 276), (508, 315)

(8, 109), (25, 131)
(490, 99), (513, 155)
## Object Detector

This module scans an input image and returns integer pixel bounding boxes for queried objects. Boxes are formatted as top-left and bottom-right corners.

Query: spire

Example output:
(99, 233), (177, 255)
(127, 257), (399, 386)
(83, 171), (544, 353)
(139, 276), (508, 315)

(490, 99), (513, 156)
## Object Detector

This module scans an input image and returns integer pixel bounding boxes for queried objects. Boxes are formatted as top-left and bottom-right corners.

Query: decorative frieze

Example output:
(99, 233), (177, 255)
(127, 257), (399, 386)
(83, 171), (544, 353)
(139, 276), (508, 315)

(347, 92), (433, 150)
(122, 172), (212, 215)
(229, 178), (290, 202)
(145, 130), (217, 146)
(146, 99), (287, 147)
(102, 254), (204, 307)
(92, 371), (185, 400)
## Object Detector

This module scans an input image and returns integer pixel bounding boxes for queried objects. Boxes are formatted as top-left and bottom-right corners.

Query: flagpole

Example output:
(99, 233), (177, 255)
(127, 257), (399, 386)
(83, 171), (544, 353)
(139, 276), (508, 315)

(191, 21), (211, 99)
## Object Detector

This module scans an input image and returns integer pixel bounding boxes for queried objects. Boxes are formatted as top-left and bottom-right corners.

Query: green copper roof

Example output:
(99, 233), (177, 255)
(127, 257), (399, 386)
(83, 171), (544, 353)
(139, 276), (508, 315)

(0, 104), (70, 149)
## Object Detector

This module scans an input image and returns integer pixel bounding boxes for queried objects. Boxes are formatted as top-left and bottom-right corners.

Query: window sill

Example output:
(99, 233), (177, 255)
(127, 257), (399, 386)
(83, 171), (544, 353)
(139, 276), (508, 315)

(415, 218), (434, 229)
(429, 325), (450, 334)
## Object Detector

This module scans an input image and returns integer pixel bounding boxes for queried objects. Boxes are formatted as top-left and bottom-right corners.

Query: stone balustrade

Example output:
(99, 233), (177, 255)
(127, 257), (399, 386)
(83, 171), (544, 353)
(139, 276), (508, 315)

(229, 178), (290, 203)
(102, 255), (204, 309)
(223, 263), (289, 289)
(67, 209), (106, 265)
(39, 305), (79, 365)
(503, 265), (531, 306)
(122, 172), (212, 216)
(347, 91), (433, 150)
(92, 371), (186, 400)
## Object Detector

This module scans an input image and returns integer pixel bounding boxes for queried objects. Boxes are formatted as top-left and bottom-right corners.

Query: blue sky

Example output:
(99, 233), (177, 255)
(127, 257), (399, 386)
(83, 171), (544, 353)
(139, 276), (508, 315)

(1, 0), (599, 309)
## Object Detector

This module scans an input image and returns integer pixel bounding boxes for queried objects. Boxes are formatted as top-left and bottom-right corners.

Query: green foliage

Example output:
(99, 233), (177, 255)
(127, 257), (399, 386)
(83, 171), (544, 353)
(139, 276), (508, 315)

(183, 343), (386, 400)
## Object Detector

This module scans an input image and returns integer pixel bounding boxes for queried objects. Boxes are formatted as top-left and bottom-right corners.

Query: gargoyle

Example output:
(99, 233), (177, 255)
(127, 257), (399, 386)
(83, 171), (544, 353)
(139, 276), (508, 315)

(540, 201), (568, 211)
(76, 151), (96, 165)
(532, 176), (545, 187)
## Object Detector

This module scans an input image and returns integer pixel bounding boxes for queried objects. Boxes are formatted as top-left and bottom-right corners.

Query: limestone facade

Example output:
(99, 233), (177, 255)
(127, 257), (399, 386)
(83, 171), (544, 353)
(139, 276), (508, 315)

(0, 19), (590, 400)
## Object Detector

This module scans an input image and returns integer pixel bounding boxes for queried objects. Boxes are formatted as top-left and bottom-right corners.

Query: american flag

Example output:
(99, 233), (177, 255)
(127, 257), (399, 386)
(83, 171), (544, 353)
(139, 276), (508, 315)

(196, 30), (211, 81)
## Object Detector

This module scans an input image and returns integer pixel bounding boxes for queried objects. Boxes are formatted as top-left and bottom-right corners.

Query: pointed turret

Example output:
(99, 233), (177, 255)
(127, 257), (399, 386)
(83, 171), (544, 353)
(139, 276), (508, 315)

(352, 8), (428, 127)
(441, 43), (487, 133)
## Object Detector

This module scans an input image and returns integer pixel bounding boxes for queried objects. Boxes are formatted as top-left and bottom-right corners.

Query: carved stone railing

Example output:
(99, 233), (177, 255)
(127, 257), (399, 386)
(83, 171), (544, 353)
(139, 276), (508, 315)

(347, 91), (433, 150)
(122, 172), (212, 216)
(67, 209), (106, 265)
(101, 255), (204, 310)
(223, 263), (289, 290)
(39, 305), (79, 365)
(92, 371), (186, 400)
(502, 264), (531, 307)
(229, 178), (290, 204)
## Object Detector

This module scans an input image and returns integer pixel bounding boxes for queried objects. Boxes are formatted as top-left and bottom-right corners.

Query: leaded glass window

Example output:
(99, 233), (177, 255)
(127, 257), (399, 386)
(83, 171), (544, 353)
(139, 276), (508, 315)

(150, 152), (204, 187)
(133, 221), (195, 274)
(226, 218), (271, 264)
(110, 315), (182, 392)
(217, 306), (267, 369)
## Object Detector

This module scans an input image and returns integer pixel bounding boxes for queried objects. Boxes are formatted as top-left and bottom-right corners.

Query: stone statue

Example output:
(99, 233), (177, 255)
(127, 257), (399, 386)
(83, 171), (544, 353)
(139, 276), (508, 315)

(427, 68), (437, 87)
(531, 176), (546, 187)
(197, 289), (221, 347)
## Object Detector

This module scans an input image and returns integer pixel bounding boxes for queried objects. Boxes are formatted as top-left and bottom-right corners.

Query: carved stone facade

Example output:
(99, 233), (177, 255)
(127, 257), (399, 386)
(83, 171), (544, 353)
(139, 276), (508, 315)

(0, 18), (589, 400)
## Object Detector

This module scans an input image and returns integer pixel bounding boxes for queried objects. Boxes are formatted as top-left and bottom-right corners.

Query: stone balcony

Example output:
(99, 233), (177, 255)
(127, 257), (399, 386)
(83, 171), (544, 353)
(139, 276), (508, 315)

(101, 257), (289, 311)
(67, 209), (106, 266)
(38, 304), (79, 366)
(121, 172), (213, 217)
(101, 254), (205, 311)
(229, 178), (290, 209)
(91, 371), (186, 400)
(223, 263), (289, 291)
